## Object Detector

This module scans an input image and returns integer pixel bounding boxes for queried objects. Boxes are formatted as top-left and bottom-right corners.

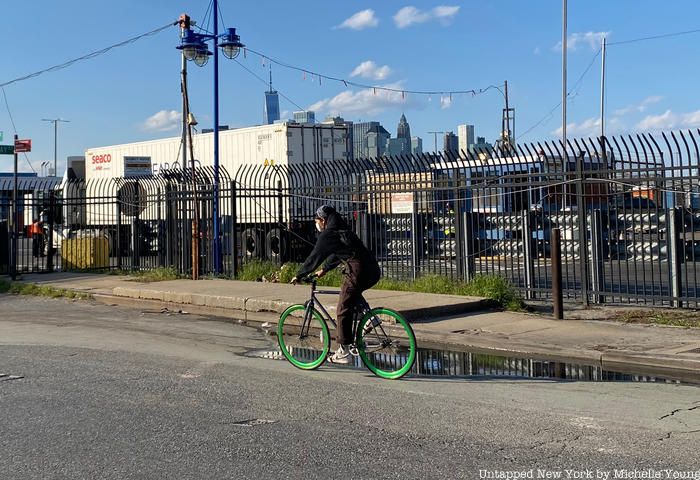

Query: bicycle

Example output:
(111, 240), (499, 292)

(277, 276), (417, 380)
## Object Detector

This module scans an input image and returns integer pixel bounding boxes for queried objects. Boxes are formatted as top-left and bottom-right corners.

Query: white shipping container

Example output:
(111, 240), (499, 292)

(81, 122), (350, 225)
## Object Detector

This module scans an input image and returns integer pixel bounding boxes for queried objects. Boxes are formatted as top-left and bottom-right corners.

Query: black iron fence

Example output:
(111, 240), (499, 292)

(3, 130), (700, 308)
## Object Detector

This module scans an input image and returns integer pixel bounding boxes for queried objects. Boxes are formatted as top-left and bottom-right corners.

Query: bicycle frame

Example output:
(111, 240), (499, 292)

(302, 279), (372, 341)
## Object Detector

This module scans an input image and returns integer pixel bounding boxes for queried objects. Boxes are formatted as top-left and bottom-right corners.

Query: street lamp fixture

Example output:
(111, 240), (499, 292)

(220, 28), (243, 60)
(176, 5), (244, 274)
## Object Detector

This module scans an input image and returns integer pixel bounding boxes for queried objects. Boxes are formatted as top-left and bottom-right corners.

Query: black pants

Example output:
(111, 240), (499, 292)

(336, 258), (381, 345)
(32, 235), (44, 258)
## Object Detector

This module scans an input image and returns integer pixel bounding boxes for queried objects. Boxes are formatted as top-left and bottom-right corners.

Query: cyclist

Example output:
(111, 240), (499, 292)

(291, 205), (381, 365)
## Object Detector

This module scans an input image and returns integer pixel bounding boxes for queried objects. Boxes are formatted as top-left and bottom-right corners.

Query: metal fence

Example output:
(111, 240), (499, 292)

(3, 129), (700, 308)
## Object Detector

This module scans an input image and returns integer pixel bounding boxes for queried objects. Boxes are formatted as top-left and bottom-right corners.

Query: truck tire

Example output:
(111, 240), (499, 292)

(241, 228), (263, 261)
(265, 228), (288, 263)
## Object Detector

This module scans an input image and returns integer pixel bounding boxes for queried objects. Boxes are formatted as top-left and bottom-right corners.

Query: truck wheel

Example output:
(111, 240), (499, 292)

(241, 228), (263, 261)
(266, 228), (288, 263)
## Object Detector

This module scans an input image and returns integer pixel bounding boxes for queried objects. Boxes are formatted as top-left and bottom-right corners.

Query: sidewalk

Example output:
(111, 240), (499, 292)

(9, 272), (700, 384)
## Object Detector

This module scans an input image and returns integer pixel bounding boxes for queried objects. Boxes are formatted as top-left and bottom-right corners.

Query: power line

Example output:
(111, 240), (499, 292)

(1, 86), (36, 173)
(519, 48), (601, 141)
(609, 27), (700, 46)
(0, 21), (177, 89)
(233, 60), (306, 112)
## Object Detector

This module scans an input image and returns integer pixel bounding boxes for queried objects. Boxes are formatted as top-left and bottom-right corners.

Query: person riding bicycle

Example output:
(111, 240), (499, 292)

(291, 205), (381, 365)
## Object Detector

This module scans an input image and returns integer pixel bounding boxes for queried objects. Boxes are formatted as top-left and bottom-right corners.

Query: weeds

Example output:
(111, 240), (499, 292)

(0, 279), (90, 300)
(128, 267), (181, 283)
(236, 261), (526, 311)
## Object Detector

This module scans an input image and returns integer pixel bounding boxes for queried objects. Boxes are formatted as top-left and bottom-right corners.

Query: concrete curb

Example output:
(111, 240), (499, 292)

(92, 292), (700, 385)
(110, 286), (493, 320)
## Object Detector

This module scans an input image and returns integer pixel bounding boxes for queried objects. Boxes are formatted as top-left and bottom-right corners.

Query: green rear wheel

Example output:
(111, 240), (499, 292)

(277, 304), (330, 370)
(356, 308), (417, 380)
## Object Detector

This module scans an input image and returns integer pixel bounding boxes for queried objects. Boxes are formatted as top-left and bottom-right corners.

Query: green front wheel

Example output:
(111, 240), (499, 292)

(356, 308), (417, 379)
(277, 304), (331, 370)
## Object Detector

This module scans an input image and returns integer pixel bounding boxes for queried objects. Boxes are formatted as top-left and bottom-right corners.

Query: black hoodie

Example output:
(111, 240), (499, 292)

(296, 212), (377, 278)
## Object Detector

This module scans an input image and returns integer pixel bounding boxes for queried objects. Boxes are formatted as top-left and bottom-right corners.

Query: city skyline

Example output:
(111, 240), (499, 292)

(2, 1), (700, 174)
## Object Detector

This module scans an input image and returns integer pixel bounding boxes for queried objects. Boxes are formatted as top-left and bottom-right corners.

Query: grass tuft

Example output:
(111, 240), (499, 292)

(128, 267), (181, 283)
(236, 262), (525, 311)
(0, 279), (90, 300)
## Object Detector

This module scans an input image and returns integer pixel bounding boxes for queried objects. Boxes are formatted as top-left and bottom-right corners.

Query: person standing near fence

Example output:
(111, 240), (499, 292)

(29, 218), (45, 259)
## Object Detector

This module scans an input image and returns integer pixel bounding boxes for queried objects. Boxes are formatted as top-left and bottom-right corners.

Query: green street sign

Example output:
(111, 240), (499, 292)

(0, 144), (14, 155)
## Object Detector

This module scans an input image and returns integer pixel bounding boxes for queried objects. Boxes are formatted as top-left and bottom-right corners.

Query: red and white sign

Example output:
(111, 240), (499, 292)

(14, 139), (31, 152)
(391, 192), (414, 214)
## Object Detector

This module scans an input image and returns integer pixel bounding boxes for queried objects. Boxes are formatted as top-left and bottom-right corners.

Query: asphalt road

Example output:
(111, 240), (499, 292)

(1, 295), (699, 479)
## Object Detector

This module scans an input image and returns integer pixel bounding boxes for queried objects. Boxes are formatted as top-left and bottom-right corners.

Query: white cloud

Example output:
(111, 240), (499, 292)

(551, 116), (626, 137)
(553, 31), (609, 52)
(308, 82), (414, 117)
(432, 5), (460, 22)
(336, 9), (378, 30)
(143, 110), (180, 132)
(393, 5), (460, 28)
(533, 47), (541, 55)
(636, 109), (700, 131)
(350, 61), (392, 80)
(551, 117), (602, 137)
(613, 96), (663, 116)
(280, 110), (290, 120)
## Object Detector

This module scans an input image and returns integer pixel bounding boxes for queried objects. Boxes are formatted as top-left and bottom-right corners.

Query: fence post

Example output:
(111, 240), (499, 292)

(454, 206), (465, 280)
(462, 211), (475, 282)
(116, 195), (122, 270)
(157, 188), (164, 268)
(589, 209), (605, 304)
(551, 227), (564, 319)
(46, 190), (55, 272)
(131, 181), (140, 271)
(667, 207), (682, 308)
(410, 210), (419, 281)
(230, 181), (238, 278)
(521, 210), (536, 300)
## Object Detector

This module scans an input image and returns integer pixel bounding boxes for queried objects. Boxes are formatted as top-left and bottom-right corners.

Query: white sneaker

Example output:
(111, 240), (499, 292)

(328, 345), (353, 365)
(363, 317), (382, 335)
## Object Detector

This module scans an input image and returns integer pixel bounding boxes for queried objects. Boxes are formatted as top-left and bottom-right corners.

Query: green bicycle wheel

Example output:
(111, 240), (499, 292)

(356, 308), (417, 380)
(277, 304), (331, 370)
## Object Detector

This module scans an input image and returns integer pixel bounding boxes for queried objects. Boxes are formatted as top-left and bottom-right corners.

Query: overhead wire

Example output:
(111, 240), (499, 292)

(0, 21), (177, 89)
(1, 86), (36, 173)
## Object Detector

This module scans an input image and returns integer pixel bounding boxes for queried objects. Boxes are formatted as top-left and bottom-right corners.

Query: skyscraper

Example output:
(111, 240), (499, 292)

(458, 124), (475, 155)
(397, 113), (411, 141)
(444, 132), (459, 155)
(263, 70), (280, 125)
(293, 111), (316, 124)
(353, 121), (390, 160)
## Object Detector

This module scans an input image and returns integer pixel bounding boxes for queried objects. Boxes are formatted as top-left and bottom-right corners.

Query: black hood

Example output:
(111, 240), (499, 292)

(324, 211), (349, 231)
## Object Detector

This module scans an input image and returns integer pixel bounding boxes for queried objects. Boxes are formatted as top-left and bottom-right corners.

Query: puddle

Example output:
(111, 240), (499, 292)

(247, 345), (687, 384)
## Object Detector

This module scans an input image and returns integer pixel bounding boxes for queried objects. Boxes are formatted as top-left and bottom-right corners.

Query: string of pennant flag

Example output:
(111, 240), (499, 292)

(242, 46), (505, 102)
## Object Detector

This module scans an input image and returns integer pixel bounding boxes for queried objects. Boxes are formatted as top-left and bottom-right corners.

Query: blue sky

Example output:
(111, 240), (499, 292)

(2, 0), (700, 174)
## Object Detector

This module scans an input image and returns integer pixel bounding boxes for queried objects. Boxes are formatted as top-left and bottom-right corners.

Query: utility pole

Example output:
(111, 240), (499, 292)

(428, 131), (445, 153)
(42, 118), (70, 176)
(562, 0), (568, 155)
(501, 80), (515, 153)
(600, 35), (607, 164)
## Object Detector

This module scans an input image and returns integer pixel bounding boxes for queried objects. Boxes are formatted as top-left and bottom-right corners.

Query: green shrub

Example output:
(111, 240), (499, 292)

(236, 263), (525, 311)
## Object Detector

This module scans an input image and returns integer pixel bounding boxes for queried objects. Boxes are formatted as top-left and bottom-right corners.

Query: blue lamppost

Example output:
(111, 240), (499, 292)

(177, 5), (243, 274)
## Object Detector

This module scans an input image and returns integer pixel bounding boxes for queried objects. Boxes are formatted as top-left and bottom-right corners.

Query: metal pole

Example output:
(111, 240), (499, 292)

(10, 134), (18, 280)
(562, 0), (567, 150)
(551, 227), (563, 319)
(53, 120), (57, 177)
(212, 0), (222, 274)
(600, 36), (606, 139)
(599, 36), (608, 166)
